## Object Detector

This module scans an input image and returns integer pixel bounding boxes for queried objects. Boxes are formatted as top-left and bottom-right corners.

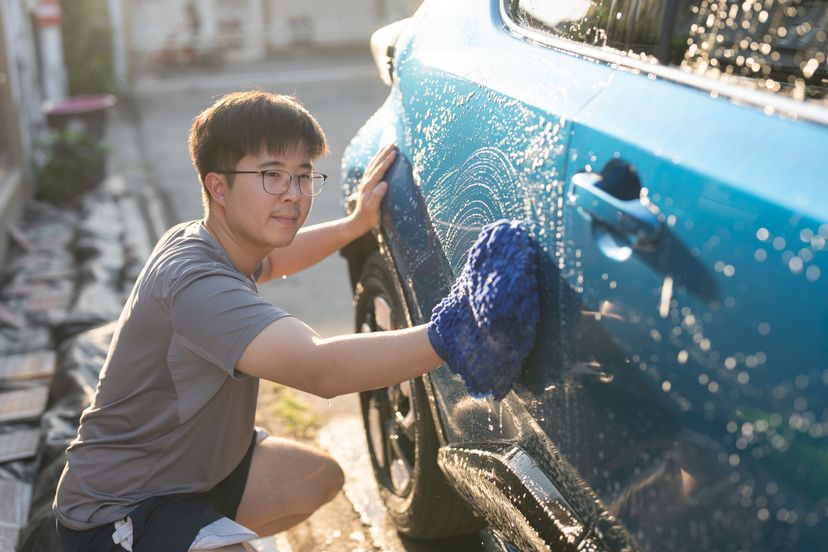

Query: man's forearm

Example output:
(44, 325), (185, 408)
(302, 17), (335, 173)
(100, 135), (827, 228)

(310, 325), (443, 398)
(265, 216), (367, 280)
(238, 318), (443, 398)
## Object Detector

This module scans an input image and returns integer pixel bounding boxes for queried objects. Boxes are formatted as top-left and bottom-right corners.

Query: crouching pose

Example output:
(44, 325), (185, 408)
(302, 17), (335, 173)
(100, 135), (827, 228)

(54, 91), (443, 552)
(54, 90), (539, 552)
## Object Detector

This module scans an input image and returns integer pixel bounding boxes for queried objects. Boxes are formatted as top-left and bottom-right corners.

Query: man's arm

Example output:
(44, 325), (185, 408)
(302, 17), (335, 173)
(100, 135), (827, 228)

(256, 218), (368, 282)
(236, 316), (442, 398)
(257, 144), (396, 283)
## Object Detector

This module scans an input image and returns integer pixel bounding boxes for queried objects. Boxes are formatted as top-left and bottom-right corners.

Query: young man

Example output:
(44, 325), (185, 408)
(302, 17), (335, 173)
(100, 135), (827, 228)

(54, 91), (443, 551)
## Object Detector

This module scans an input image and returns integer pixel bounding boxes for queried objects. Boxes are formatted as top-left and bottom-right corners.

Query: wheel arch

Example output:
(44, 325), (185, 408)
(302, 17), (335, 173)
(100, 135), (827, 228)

(341, 111), (455, 446)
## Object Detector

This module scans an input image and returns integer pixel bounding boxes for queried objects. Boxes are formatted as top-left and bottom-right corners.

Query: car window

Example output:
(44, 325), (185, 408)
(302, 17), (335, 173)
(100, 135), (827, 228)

(671, 0), (828, 103)
(507, 0), (828, 105)
(506, 0), (670, 57)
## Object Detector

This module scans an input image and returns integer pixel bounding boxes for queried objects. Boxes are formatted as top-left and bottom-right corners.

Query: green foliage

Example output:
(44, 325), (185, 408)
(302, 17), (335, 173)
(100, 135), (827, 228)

(256, 381), (321, 439)
(33, 129), (107, 204)
(61, 0), (116, 94)
(273, 389), (322, 438)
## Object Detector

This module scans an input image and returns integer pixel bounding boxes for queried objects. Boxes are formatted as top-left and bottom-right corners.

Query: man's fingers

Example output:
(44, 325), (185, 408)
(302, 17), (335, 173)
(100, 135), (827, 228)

(364, 147), (386, 174)
(363, 144), (397, 184)
(366, 149), (397, 186)
(370, 181), (389, 205)
(360, 177), (388, 208)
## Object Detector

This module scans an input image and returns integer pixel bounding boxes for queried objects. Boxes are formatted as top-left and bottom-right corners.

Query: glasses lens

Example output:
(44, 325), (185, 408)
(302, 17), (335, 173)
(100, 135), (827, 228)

(310, 174), (325, 196)
(262, 170), (291, 195)
(296, 174), (325, 196)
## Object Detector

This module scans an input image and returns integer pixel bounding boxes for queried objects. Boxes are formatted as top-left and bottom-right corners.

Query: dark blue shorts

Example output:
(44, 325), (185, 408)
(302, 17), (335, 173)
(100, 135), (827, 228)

(57, 432), (258, 552)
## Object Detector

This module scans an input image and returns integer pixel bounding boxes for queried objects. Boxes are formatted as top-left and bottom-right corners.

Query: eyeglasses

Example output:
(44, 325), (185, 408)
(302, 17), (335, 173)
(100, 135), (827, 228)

(215, 169), (327, 197)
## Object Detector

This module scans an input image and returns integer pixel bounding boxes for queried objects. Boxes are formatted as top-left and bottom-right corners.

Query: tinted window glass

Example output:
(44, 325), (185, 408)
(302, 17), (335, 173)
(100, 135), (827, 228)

(508, 0), (669, 56)
(671, 0), (828, 103)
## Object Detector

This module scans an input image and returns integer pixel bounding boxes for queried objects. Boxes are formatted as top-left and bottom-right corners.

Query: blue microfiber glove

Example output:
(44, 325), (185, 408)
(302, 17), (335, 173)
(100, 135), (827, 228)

(427, 219), (539, 400)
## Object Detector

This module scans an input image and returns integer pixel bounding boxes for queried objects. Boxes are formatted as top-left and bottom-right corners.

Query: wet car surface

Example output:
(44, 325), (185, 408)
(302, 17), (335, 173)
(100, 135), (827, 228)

(340, 0), (828, 550)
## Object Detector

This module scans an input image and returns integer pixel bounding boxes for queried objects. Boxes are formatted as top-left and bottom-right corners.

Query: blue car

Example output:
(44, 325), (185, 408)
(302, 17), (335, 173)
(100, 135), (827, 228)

(339, 1), (828, 550)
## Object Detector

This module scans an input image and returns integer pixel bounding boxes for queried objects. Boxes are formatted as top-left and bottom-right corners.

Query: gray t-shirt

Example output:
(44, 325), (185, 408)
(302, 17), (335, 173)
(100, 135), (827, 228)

(54, 220), (289, 530)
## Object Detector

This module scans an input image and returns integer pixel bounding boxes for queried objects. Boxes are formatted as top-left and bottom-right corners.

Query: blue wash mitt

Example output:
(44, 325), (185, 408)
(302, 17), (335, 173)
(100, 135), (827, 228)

(427, 220), (539, 399)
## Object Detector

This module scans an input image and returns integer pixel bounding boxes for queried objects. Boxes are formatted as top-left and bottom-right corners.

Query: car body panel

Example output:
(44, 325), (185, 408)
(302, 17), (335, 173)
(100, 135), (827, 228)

(555, 65), (828, 550)
(340, 0), (828, 549)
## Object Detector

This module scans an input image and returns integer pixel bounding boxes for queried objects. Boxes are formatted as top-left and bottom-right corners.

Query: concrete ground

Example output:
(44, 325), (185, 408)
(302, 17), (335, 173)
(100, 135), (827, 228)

(113, 49), (491, 552)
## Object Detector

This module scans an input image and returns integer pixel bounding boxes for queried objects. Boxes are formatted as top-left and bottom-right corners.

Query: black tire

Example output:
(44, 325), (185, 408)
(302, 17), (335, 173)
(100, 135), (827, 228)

(355, 252), (483, 539)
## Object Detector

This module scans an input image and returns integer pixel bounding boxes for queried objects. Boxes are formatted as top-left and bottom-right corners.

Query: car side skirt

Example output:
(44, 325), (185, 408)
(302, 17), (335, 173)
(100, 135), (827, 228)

(438, 442), (604, 551)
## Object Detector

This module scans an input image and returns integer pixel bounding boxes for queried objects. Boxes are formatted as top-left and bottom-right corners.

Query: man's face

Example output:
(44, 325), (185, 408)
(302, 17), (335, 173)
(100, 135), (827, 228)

(221, 145), (313, 251)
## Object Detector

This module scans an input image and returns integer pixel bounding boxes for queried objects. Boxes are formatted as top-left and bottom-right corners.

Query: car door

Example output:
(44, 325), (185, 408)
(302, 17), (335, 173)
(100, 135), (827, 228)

(384, 0), (616, 453)
(540, 0), (828, 549)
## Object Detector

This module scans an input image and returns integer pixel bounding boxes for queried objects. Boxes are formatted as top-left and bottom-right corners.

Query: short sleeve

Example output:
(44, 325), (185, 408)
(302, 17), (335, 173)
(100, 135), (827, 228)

(168, 271), (289, 377)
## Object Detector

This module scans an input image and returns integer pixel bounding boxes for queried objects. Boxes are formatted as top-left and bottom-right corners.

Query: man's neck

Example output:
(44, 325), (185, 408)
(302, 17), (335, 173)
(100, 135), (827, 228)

(202, 215), (266, 278)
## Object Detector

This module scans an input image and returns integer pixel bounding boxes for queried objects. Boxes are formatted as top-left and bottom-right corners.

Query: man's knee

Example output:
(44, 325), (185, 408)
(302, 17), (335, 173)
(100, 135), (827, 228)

(319, 454), (345, 504)
(237, 437), (345, 523)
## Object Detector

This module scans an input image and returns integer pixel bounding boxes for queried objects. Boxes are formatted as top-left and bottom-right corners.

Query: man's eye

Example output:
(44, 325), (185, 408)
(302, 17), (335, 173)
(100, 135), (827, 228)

(263, 171), (281, 178)
(297, 174), (312, 183)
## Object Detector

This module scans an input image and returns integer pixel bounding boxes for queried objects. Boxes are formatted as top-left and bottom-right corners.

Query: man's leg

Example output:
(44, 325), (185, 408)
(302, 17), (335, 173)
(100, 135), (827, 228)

(234, 436), (344, 536)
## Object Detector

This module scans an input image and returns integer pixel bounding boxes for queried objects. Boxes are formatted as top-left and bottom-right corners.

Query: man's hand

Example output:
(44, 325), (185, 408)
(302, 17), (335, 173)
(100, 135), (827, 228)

(348, 144), (397, 235)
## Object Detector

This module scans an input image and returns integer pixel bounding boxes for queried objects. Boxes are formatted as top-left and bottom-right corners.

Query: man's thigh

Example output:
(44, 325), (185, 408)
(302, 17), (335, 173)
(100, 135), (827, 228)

(234, 436), (344, 531)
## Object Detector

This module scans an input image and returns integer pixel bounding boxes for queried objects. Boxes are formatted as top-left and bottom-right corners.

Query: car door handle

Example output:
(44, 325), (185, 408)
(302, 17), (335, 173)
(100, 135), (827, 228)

(570, 172), (663, 247)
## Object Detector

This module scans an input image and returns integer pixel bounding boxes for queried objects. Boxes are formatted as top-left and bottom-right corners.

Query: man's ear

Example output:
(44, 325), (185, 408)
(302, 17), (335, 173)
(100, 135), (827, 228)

(203, 172), (227, 206)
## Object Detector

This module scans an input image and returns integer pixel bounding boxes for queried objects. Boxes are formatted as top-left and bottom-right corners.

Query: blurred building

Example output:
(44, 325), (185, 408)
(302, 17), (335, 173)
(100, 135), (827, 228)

(124, 0), (419, 70)
(0, 1), (49, 265)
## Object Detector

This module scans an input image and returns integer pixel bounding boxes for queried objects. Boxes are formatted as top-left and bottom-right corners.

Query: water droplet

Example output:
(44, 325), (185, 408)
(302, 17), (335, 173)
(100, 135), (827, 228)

(788, 256), (804, 273)
(806, 266), (821, 282)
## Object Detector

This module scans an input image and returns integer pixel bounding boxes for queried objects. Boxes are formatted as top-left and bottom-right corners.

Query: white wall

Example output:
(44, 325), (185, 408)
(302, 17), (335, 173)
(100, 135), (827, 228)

(1, 0), (44, 163)
(126, 0), (419, 67)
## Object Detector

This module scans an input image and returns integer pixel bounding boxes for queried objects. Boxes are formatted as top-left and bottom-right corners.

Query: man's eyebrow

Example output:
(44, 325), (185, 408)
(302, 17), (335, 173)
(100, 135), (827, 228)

(257, 160), (314, 170)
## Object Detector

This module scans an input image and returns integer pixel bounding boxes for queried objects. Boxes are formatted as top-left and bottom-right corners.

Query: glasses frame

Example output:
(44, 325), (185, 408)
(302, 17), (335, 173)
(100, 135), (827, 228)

(214, 169), (327, 197)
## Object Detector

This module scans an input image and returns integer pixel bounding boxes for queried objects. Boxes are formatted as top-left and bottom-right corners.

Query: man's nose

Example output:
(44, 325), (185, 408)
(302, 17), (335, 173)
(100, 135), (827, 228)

(280, 178), (303, 201)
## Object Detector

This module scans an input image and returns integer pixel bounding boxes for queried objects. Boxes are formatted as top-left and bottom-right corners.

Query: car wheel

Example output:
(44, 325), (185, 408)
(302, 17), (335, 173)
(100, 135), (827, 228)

(355, 252), (483, 539)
